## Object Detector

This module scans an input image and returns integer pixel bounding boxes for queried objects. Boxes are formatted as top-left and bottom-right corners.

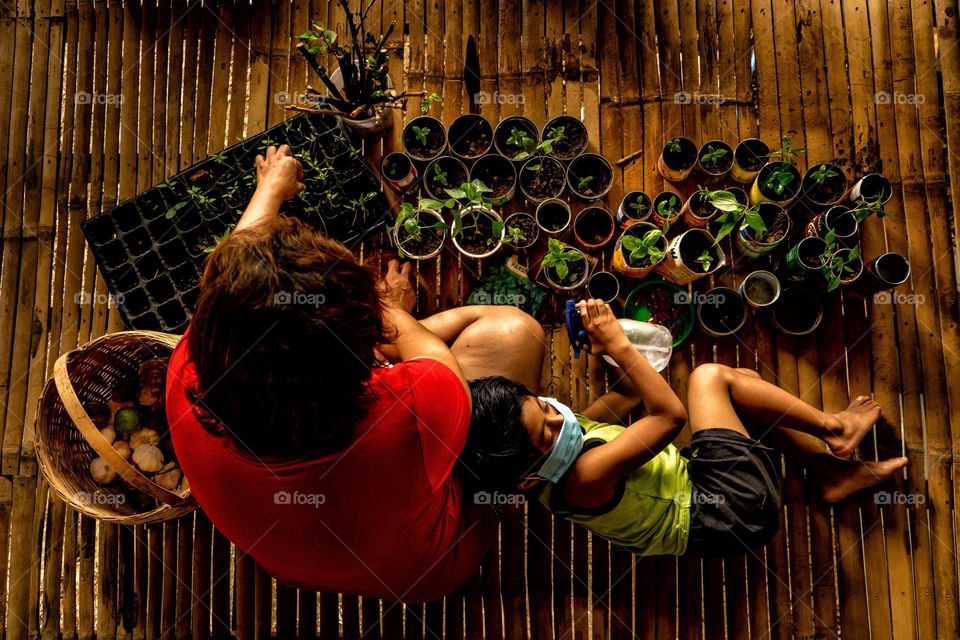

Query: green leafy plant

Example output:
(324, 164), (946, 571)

(620, 228), (666, 266)
(419, 92), (442, 114)
(695, 250), (716, 272)
(809, 164), (839, 185)
(504, 225), (528, 246)
(541, 237), (585, 283)
(204, 224), (236, 254)
(629, 198), (648, 217)
(700, 144), (728, 166)
(420, 180), (503, 244)
(851, 193), (893, 222)
(576, 175), (594, 191)
(211, 150), (228, 165)
(432, 165), (449, 187)
(391, 200), (449, 258)
(821, 239), (861, 292)
(521, 126), (565, 167)
(765, 136), (806, 165)
(507, 127), (537, 157)
(705, 188), (766, 244)
(656, 194), (680, 220)
(761, 164), (797, 196)
(665, 138), (683, 154)
(410, 125), (430, 146)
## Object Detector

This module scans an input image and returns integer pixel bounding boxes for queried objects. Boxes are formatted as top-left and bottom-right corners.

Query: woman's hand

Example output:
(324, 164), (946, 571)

(577, 299), (630, 357)
(380, 259), (417, 314)
(255, 145), (305, 201)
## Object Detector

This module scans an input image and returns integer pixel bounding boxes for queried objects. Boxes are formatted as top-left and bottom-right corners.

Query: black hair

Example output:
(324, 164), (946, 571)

(459, 376), (548, 494)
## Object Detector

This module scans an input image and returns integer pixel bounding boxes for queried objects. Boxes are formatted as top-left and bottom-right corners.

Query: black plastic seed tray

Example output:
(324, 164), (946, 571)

(81, 113), (390, 334)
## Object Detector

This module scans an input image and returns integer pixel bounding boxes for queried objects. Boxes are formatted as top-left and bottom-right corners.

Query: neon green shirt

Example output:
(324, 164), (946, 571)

(538, 414), (692, 556)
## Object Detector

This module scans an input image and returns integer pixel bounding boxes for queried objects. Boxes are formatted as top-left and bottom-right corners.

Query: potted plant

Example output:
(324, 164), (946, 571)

(696, 140), (734, 182)
(731, 203), (790, 259)
(730, 138), (770, 184)
(681, 187), (738, 229)
(380, 152), (417, 192)
(778, 235), (829, 284)
(651, 190), (682, 228)
(612, 223), (668, 278)
(739, 270), (781, 308)
(804, 204), (858, 245)
(572, 207), (615, 250)
(448, 114), (494, 162)
(849, 172), (893, 205)
(850, 193), (893, 223)
(423, 156), (469, 201)
(422, 179), (506, 259)
(390, 201), (448, 260)
(617, 191), (652, 226)
(566, 153), (614, 201)
(800, 162), (847, 209)
(470, 154), (518, 206)
(494, 116), (540, 161)
(750, 137), (805, 206)
(402, 116), (447, 162)
(656, 228), (726, 285)
(773, 287), (824, 336)
(823, 245), (863, 292)
(517, 127), (569, 202)
(541, 237), (589, 291)
(697, 287), (748, 337)
(535, 198), (572, 238)
(727, 186), (748, 207)
(850, 252), (911, 299)
(587, 270), (620, 303)
(657, 136), (698, 181)
(542, 115), (589, 161)
(503, 211), (539, 251)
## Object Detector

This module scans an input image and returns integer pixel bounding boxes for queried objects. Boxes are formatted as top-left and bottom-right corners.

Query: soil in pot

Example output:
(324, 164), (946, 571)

(568, 154), (613, 198)
(653, 191), (682, 224)
(743, 277), (777, 305)
(774, 289), (822, 334)
(797, 238), (827, 269)
(456, 211), (501, 255)
(398, 211), (445, 257)
(802, 163), (846, 204)
(735, 139), (769, 172)
(620, 191), (651, 222)
(690, 192), (717, 219)
(574, 208), (614, 246)
(504, 213), (538, 248)
(537, 201), (571, 233)
(403, 118), (446, 159)
(544, 117), (589, 160)
(698, 142), (734, 174)
(521, 157), (566, 200)
(470, 156), (516, 201)
(875, 253), (910, 284)
(699, 291), (747, 334)
(449, 116), (493, 158)
(495, 117), (539, 160)
(661, 137), (698, 171)
(425, 157), (469, 199)
(383, 154), (414, 181)
(746, 204), (789, 244)
(678, 231), (720, 272)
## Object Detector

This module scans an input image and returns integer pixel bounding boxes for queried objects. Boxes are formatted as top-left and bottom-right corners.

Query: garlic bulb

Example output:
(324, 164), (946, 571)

(132, 444), (164, 472)
(154, 462), (182, 491)
(129, 428), (160, 449)
(99, 426), (116, 446)
(113, 440), (132, 460)
(90, 457), (117, 484)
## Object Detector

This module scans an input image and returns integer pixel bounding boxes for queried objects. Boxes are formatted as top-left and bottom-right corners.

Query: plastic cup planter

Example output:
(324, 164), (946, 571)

(617, 191), (652, 226)
(470, 154), (517, 207)
(572, 207), (615, 251)
(739, 270), (781, 308)
(850, 252), (911, 299)
(326, 67), (393, 136)
(494, 116), (539, 161)
(503, 211), (539, 252)
(448, 114), (494, 163)
(402, 116), (447, 163)
(519, 156), (567, 203)
(651, 190), (683, 228)
(450, 204), (506, 259)
(730, 138), (770, 184)
(696, 140), (734, 183)
(804, 204), (858, 245)
(423, 156), (469, 201)
(736, 202), (792, 259)
(612, 223), (668, 278)
(773, 287), (824, 336)
(380, 153), (418, 192)
(799, 162), (847, 209)
(542, 115), (589, 161)
(392, 208), (447, 260)
(656, 229), (726, 285)
(697, 287), (748, 337)
(849, 173), (893, 205)
(751, 161), (802, 206)
(657, 136), (698, 182)
(535, 199), (572, 238)
(586, 271), (621, 303)
(566, 153), (614, 201)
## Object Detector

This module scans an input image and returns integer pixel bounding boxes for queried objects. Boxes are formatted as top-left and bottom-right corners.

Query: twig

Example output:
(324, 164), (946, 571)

(373, 21), (396, 66)
(616, 149), (643, 167)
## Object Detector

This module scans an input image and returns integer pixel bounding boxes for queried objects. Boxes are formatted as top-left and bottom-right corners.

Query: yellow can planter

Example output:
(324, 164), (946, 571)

(730, 138), (770, 184)
(750, 162), (801, 207)
(612, 223), (666, 279)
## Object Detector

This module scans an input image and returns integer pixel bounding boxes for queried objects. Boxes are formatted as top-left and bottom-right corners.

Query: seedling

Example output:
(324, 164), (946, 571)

(391, 200), (449, 258)
(822, 242), (861, 292)
(765, 136), (806, 166)
(432, 166), (449, 187)
(761, 164), (798, 196)
(656, 194), (680, 219)
(696, 250), (716, 272)
(504, 225), (528, 246)
(666, 138), (683, 154)
(541, 237), (585, 283)
(165, 201), (187, 219)
(419, 92), (442, 115)
(700, 144), (729, 167)
(851, 193), (893, 222)
(420, 180), (503, 243)
(576, 175), (594, 191)
(629, 199), (648, 216)
(705, 188), (766, 244)
(507, 128), (537, 157)
(211, 150), (228, 165)
(410, 125), (430, 146)
(809, 164), (839, 185)
(621, 228), (666, 265)
(204, 224), (236, 254)
(521, 127), (565, 166)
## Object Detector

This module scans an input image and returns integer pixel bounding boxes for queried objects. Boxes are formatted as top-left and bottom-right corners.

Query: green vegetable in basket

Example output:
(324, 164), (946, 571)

(115, 407), (142, 435)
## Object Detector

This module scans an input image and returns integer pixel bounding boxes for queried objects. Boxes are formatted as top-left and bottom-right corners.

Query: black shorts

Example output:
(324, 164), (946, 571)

(683, 428), (782, 559)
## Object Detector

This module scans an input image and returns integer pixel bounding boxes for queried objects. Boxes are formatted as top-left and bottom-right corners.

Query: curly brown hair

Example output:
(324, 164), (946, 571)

(186, 216), (385, 459)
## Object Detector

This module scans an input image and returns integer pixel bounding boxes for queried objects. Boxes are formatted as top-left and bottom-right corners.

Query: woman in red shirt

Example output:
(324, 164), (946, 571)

(165, 145), (544, 602)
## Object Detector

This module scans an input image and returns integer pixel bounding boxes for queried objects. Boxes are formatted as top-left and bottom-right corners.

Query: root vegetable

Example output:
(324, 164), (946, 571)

(90, 457), (117, 484)
(154, 463), (182, 491)
(129, 428), (160, 448)
(113, 440), (132, 460)
(99, 426), (116, 445)
(132, 444), (164, 472)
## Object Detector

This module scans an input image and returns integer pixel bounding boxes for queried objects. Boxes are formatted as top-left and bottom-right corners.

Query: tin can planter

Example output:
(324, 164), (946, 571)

(567, 153), (614, 201)
(736, 202), (791, 259)
(542, 244), (590, 292)
(423, 156), (469, 201)
(681, 190), (720, 229)
(728, 186), (748, 206)
(655, 228), (726, 285)
(494, 115), (539, 161)
(657, 136), (698, 182)
(799, 162), (847, 209)
(503, 211), (539, 252)
(392, 208), (447, 260)
(849, 172), (893, 205)
(773, 287), (824, 336)
(612, 223), (668, 278)
(451, 204), (505, 260)
(587, 270), (621, 303)
(519, 156), (566, 203)
(697, 287), (748, 337)
(830, 248), (864, 288)
(470, 153), (518, 206)
(850, 252), (911, 299)
(739, 270), (781, 308)
(402, 115), (447, 162)
(696, 140), (734, 183)
(751, 162), (802, 206)
(617, 191), (653, 226)
(804, 204), (858, 245)
(448, 114), (494, 162)
(542, 115), (589, 161)
(778, 235), (828, 284)
(651, 190), (683, 228)
(731, 138), (770, 184)
(535, 198), (572, 238)
(572, 206), (615, 251)
(381, 152), (417, 192)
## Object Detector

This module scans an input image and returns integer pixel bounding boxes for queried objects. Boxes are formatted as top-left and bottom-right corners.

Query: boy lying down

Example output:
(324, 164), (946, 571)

(461, 299), (908, 558)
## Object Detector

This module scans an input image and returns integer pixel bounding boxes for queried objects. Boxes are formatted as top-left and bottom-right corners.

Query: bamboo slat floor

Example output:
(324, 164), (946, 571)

(0, 0), (958, 638)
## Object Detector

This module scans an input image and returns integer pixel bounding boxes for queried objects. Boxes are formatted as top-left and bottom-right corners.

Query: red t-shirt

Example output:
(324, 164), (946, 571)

(165, 336), (492, 602)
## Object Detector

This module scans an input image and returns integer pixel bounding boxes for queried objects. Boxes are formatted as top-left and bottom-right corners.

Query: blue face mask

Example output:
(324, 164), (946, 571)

(534, 397), (584, 483)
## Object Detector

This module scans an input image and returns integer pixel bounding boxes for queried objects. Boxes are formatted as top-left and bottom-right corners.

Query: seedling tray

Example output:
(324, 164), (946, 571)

(82, 113), (389, 333)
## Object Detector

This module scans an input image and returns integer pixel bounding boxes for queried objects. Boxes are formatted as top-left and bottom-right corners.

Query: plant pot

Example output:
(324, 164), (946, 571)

(586, 271), (621, 303)
(519, 156), (566, 202)
(696, 140), (734, 183)
(451, 204), (505, 259)
(566, 153), (614, 201)
(380, 152), (418, 192)
(655, 229), (726, 285)
(657, 136), (698, 181)
(804, 204), (858, 245)
(572, 207), (615, 251)
(849, 252), (911, 299)
(535, 198), (572, 238)
(494, 116), (540, 161)
(503, 211), (539, 251)
(448, 114), (494, 162)
(392, 208), (447, 260)
(470, 153), (518, 206)
(612, 222), (668, 278)
(849, 172), (893, 205)
(327, 67), (393, 137)
(543, 246), (590, 292)
(751, 162), (802, 206)
(542, 115), (589, 161)
(731, 138), (770, 184)
(697, 287), (747, 337)
(402, 115), (447, 162)
(739, 270), (781, 308)
(423, 156), (469, 201)
(728, 186), (749, 207)
(773, 287), (824, 335)
(617, 191), (652, 226)
(651, 190), (683, 228)
(800, 162), (847, 209)
(778, 235), (828, 284)
(681, 191), (720, 229)
(736, 202), (791, 258)
(830, 248), (864, 287)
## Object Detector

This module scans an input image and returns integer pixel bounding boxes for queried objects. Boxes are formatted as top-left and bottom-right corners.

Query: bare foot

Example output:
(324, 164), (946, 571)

(825, 396), (882, 458)
(818, 456), (908, 503)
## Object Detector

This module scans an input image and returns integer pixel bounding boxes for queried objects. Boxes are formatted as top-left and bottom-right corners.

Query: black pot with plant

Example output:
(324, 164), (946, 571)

(542, 115), (589, 161)
(503, 211), (539, 251)
(572, 207), (615, 251)
(541, 237), (589, 291)
(448, 114), (494, 162)
(617, 191), (652, 226)
(470, 154), (518, 206)
(381, 152), (418, 192)
(536, 198), (572, 237)
(697, 287), (748, 337)
(731, 138), (770, 184)
(494, 116), (540, 161)
(566, 153), (614, 201)
(402, 116), (447, 162)
(773, 287), (824, 335)
(519, 156), (566, 202)
(657, 136), (698, 181)
(697, 140), (734, 182)
(423, 156), (469, 201)
(800, 162), (847, 209)
(681, 187), (738, 229)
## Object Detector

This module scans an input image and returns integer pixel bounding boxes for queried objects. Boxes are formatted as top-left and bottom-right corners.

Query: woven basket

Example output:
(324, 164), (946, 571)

(36, 331), (197, 525)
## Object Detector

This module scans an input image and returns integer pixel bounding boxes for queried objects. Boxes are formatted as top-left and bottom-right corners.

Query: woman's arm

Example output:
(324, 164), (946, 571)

(234, 145), (305, 233)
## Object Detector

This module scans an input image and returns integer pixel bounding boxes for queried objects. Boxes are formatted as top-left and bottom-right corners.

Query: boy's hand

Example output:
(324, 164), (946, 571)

(577, 299), (630, 357)
(255, 144), (305, 202)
